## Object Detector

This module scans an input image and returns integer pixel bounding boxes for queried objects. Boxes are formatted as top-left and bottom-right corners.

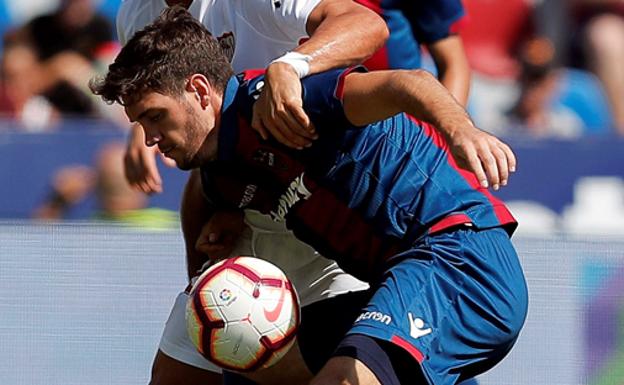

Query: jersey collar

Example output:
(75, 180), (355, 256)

(217, 75), (240, 162)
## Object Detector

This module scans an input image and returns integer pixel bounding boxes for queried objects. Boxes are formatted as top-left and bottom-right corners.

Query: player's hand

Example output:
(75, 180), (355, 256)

(52, 165), (96, 204)
(195, 210), (246, 260)
(251, 62), (317, 149)
(124, 122), (172, 194)
(446, 125), (516, 191)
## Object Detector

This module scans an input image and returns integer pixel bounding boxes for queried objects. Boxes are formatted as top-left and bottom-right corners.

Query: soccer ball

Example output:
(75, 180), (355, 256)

(186, 256), (300, 372)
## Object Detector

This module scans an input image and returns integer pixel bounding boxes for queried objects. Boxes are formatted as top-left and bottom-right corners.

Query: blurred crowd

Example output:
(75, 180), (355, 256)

(0, 0), (124, 131)
(461, 0), (624, 138)
(0, 0), (623, 138)
(0, 0), (622, 223)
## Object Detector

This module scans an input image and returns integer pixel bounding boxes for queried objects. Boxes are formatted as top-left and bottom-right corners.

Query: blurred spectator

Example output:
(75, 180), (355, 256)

(569, 0), (624, 135)
(34, 142), (178, 229)
(357, 0), (471, 105)
(0, 40), (59, 130)
(462, 0), (614, 136)
(460, 0), (535, 134)
(26, 0), (113, 62)
(506, 37), (584, 138)
(0, 0), (123, 128)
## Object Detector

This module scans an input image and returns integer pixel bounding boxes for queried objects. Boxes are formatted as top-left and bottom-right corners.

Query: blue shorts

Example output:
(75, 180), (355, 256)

(225, 227), (527, 385)
(341, 226), (528, 385)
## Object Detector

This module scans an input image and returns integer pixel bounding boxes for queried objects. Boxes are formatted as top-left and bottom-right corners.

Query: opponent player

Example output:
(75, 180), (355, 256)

(357, 0), (470, 105)
(116, 1), (387, 384)
(92, 8), (528, 385)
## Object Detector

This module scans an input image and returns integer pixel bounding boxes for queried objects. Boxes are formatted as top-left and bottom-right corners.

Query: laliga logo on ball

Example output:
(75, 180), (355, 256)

(186, 256), (300, 372)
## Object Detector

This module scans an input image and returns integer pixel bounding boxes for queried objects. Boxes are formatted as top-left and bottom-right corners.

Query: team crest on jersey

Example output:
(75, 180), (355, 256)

(252, 148), (288, 171)
(253, 149), (276, 167)
(217, 32), (235, 62)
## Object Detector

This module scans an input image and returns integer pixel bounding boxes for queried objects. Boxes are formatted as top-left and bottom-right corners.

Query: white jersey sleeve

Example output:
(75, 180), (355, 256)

(234, 0), (322, 44)
(116, 0), (168, 46)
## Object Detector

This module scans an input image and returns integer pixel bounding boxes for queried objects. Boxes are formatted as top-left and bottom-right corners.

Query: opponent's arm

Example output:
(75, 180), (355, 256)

(342, 70), (515, 190)
(181, 170), (215, 280)
(427, 35), (471, 106)
(300, 0), (388, 75)
(181, 171), (245, 280)
(252, 0), (388, 148)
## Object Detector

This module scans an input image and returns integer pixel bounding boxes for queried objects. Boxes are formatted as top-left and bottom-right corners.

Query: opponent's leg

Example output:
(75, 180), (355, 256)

(150, 349), (223, 385)
(149, 292), (224, 385)
(311, 333), (425, 385)
(311, 356), (380, 385)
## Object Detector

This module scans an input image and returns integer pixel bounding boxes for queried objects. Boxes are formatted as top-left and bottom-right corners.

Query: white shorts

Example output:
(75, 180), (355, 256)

(158, 211), (369, 371)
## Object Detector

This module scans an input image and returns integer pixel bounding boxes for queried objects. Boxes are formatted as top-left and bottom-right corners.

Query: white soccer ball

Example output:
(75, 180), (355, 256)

(186, 256), (300, 372)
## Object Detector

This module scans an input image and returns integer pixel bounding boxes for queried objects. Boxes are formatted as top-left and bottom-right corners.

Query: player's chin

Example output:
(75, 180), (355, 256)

(174, 157), (195, 171)
(176, 153), (204, 171)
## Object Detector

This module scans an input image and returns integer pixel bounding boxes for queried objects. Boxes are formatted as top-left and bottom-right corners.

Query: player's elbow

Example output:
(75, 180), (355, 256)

(365, 11), (389, 50)
(387, 69), (436, 94)
(407, 68), (437, 82)
(335, 1), (389, 53)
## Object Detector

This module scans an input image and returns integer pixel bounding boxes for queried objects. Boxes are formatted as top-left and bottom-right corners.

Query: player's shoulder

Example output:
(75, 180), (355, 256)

(232, 0), (320, 33)
(117, 0), (149, 22)
(231, 71), (267, 112)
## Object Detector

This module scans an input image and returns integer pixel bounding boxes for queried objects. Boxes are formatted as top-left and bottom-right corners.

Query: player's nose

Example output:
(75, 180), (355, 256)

(144, 128), (162, 147)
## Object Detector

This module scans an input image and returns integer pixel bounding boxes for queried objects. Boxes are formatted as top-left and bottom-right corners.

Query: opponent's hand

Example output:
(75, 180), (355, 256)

(446, 126), (516, 191)
(251, 62), (317, 149)
(195, 210), (246, 260)
(124, 122), (174, 194)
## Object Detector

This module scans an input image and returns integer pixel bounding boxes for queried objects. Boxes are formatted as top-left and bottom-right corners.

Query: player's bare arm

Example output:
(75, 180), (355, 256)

(181, 170), (214, 279)
(427, 34), (471, 106)
(252, 0), (388, 149)
(342, 69), (516, 190)
(194, 210), (246, 262)
(124, 122), (163, 194)
(181, 171), (246, 278)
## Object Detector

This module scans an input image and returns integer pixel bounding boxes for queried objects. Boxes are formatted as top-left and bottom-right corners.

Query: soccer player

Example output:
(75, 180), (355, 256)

(116, 2), (504, 385)
(358, 0), (471, 106)
(92, 8), (528, 385)
(117, 1), (386, 384)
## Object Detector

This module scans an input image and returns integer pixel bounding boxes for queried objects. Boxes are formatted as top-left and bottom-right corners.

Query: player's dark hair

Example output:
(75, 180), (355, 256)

(90, 6), (233, 105)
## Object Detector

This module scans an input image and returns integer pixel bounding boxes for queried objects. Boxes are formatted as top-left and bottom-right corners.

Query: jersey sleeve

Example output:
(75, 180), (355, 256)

(401, 0), (465, 43)
(300, 66), (366, 131)
(116, 0), (133, 45)
(236, 0), (322, 45)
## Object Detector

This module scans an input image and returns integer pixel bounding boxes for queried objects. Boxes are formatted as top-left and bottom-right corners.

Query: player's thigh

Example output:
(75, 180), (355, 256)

(343, 227), (527, 385)
(310, 356), (380, 385)
(150, 350), (223, 385)
(297, 289), (373, 372)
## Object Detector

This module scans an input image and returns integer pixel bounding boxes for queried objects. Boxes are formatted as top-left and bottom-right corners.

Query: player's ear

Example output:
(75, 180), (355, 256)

(187, 74), (213, 109)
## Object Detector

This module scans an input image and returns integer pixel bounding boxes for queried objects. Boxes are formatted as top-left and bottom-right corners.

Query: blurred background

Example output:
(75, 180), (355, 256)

(0, 0), (622, 384)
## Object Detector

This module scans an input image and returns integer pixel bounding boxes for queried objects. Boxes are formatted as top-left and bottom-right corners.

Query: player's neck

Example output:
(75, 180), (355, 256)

(165, 0), (193, 9)
(203, 93), (224, 162)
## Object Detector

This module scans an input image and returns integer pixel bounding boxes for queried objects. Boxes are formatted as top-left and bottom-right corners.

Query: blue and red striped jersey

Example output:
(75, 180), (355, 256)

(357, 0), (466, 70)
(200, 68), (516, 282)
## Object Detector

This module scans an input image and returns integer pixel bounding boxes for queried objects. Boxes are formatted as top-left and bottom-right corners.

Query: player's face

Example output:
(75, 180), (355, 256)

(125, 91), (216, 170)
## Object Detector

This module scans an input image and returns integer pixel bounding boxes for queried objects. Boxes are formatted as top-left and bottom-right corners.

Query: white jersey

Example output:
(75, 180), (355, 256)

(117, 0), (320, 71)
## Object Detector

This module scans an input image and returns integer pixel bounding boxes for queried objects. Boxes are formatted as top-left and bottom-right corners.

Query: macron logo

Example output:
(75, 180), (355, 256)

(355, 311), (392, 325)
(270, 173), (311, 222)
(408, 313), (432, 340)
